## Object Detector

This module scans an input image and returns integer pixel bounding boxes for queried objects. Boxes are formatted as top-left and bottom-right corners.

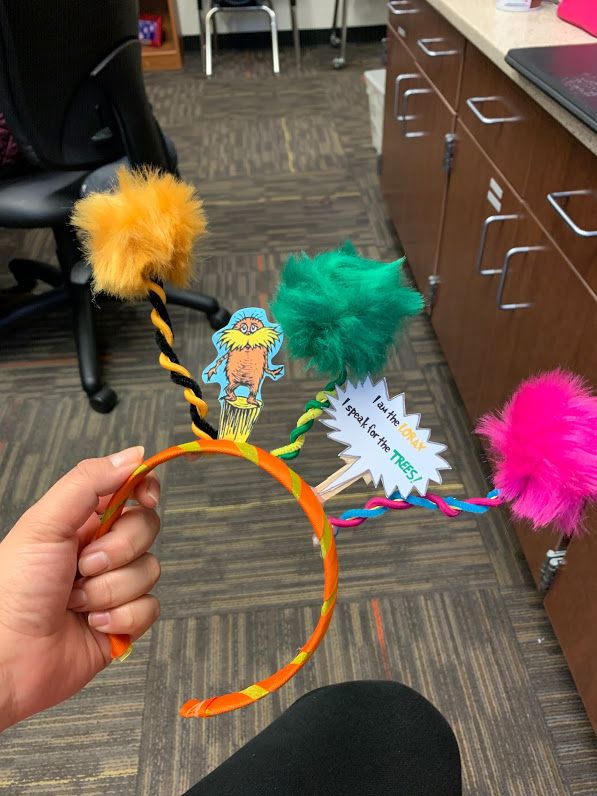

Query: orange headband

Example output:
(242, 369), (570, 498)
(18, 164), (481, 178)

(95, 437), (339, 717)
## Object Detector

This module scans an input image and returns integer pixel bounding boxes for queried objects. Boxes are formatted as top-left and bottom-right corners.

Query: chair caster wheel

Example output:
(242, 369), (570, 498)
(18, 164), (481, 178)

(88, 386), (117, 414)
(332, 57), (346, 70)
(330, 33), (341, 47)
(208, 307), (231, 330)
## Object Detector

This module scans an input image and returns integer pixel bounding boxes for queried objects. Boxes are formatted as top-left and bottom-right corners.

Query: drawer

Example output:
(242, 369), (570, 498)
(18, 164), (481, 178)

(524, 107), (597, 294)
(458, 43), (538, 196)
(411, 7), (464, 109)
(387, 0), (424, 44)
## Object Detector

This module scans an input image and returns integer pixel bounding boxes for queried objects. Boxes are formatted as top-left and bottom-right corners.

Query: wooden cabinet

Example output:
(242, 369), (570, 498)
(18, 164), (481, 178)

(431, 123), (594, 575)
(406, 6), (464, 110)
(524, 107), (597, 294)
(381, 28), (455, 291)
(382, 0), (597, 732)
(386, 0), (425, 45)
(476, 215), (597, 416)
(545, 507), (597, 731)
(388, 0), (465, 111)
(140, 0), (183, 71)
(458, 44), (538, 196)
(475, 214), (597, 580)
(381, 28), (420, 239)
(432, 122), (522, 417)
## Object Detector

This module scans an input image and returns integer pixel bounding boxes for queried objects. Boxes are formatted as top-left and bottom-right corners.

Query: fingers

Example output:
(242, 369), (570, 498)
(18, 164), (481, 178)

(132, 474), (161, 510)
(72, 503), (162, 650)
(69, 552), (160, 612)
(23, 446), (145, 543)
(76, 476), (161, 553)
(93, 473), (160, 516)
(88, 594), (160, 640)
(73, 503), (162, 646)
(78, 505), (160, 576)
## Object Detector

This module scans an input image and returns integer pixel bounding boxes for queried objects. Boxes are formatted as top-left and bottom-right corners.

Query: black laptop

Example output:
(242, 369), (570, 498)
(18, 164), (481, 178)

(506, 43), (597, 133)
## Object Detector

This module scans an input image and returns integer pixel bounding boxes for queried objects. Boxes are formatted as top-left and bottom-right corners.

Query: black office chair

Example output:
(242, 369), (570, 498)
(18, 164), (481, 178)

(0, 0), (230, 413)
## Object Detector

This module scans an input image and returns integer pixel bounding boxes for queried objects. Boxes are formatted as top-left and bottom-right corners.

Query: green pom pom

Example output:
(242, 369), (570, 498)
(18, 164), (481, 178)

(270, 242), (424, 379)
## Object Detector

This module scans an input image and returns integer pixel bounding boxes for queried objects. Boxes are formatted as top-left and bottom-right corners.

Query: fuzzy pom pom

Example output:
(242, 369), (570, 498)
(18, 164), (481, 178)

(71, 167), (207, 300)
(477, 370), (597, 536)
(270, 242), (424, 378)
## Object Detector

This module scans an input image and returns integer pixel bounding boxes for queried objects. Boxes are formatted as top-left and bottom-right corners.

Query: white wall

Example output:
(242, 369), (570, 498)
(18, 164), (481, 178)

(176, 0), (387, 37)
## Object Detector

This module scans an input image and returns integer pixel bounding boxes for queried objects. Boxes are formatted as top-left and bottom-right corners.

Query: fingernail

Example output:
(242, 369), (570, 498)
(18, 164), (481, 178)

(79, 550), (110, 576)
(88, 611), (111, 630)
(109, 446), (145, 469)
(146, 482), (160, 507)
(68, 588), (88, 610)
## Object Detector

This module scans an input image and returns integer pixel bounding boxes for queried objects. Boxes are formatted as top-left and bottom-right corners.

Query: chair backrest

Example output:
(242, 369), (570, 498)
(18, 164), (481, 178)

(0, 0), (170, 171)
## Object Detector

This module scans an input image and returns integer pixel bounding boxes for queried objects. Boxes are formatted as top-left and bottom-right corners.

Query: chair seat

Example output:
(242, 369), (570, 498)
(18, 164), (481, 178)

(0, 168), (89, 229)
(0, 131), (178, 230)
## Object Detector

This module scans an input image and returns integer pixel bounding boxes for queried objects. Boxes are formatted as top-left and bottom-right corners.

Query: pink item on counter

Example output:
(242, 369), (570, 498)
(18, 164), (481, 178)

(557, 0), (597, 37)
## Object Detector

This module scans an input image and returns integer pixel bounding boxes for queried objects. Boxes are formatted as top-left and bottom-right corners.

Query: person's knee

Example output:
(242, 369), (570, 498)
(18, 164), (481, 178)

(291, 680), (461, 788)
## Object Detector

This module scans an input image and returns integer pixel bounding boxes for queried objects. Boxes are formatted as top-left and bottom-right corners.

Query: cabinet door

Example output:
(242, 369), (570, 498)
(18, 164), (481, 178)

(381, 31), (455, 291)
(476, 215), (597, 416)
(458, 43), (537, 197)
(523, 109), (597, 295)
(397, 73), (455, 290)
(381, 27), (420, 231)
(432, 121), (522, 417)
(387, 0), (424, 44)
(545, 506), (597, 734)
(476, 215), (597, 580)
(410, 4), (464, 110)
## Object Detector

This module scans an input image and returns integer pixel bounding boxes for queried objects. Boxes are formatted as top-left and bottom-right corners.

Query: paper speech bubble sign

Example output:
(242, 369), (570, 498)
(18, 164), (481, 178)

(321, 376), (450, 498)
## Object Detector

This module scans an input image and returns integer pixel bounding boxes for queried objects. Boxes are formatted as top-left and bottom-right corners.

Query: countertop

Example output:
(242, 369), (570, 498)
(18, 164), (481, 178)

(424, 0), (597, 155)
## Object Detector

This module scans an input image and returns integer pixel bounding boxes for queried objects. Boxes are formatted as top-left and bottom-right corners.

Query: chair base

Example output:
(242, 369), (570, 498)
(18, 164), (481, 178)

(2, 245), (231, 413)
(1, 254), (118, 413)
(166, 286), (231, 329)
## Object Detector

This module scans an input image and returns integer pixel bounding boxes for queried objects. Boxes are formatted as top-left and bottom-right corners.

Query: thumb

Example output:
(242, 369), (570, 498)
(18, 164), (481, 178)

(21, 446), (145, 543)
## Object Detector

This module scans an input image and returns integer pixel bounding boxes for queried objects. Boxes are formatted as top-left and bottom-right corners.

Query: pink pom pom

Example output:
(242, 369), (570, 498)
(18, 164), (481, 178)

(477, 370), (597, 536)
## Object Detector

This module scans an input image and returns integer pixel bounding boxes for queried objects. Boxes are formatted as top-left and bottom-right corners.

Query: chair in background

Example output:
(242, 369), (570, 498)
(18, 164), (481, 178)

(200, 0), (301, 77)
(0, 0), (230, 413)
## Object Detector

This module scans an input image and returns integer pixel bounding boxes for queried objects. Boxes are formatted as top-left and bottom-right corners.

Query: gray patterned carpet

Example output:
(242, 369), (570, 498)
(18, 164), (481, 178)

(1, 42), (596, 795)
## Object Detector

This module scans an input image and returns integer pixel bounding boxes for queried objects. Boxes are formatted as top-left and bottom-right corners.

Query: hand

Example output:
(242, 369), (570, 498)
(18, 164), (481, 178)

(207, 368), (216, 380)
(0, 447), (161, 731)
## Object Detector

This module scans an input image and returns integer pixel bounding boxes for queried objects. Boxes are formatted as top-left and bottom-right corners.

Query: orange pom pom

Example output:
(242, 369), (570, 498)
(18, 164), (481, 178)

(71, 167), (207, 300)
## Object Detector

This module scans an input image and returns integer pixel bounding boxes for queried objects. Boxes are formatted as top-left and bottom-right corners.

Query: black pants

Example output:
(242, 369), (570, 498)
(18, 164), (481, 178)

(184, 681), (462, 795)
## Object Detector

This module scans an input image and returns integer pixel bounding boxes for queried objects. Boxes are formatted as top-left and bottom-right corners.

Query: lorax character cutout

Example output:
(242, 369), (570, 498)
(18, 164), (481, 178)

(203, 308), (284, 441)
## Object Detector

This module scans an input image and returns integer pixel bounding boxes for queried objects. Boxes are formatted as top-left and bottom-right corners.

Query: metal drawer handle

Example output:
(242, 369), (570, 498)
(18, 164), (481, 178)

(476, 214), (520, 276)
(394, 73), (420, 121)
(466, 96), (521, 125)
(387, 0), (419, 15)
(400, 87), (432, 138)
(496, 245), (545, 310)
(547, 190), (597, 238)
(417, 38), (459, 58)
